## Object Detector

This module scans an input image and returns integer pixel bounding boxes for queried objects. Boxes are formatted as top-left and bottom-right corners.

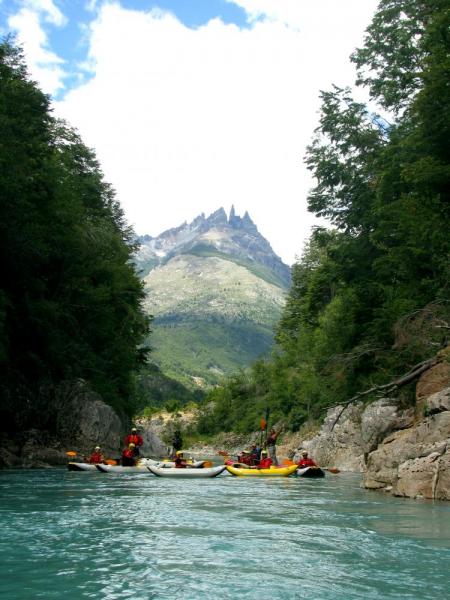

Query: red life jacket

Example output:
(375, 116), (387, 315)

(259, 457), (273, 468)
(122, 448), (136, 465)
(174, 456), (187, 468)
(89, 452), (103, 464)
(124, 434), (143, 446)
(298, 458), (316, 467)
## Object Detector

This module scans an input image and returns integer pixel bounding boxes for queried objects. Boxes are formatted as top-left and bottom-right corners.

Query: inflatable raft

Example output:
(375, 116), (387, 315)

(67, 462), (98, 472)
(147, 465), (226, 478)
(95, 464), (152, 474)
(226, 464), (298, 477)
(297, 466), (325, 478)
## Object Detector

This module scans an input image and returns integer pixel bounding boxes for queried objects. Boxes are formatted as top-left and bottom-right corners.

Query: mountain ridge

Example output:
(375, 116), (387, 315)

(135, 206), (291, 287)
(136, 207), (290, 388)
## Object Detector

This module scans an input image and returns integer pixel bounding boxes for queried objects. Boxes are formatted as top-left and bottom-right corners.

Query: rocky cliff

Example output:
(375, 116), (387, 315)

(294, 358), (450, 501)
(0, 380), (167, 468)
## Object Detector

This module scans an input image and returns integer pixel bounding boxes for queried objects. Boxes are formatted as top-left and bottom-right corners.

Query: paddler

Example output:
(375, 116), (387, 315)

(266, 427), (281, 465)
(124, 427), (143, 456)
(122, 443), (137, 466)
(257, 450), (273, 469)
(174, 450), (188, 468)
(297, 450), (317, 468)
(88, 446), (105, 464)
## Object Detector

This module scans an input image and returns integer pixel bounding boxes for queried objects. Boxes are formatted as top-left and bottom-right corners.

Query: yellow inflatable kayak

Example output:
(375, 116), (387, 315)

(226, 464), (298, 477)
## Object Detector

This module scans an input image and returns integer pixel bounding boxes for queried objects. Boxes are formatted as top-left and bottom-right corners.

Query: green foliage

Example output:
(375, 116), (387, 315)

(150, 317), (276, 387)
(0, 38), (150, 428)
(193, 0), (450, 437)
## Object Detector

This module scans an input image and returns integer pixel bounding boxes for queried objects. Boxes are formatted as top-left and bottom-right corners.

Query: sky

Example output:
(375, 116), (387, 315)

(1, 0), (379, 264)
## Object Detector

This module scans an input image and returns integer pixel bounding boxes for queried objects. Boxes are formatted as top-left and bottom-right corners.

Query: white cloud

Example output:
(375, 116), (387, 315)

(7, 1), (66, 94)
(56, 0), (378, 264)
(23, 0), (66, 26)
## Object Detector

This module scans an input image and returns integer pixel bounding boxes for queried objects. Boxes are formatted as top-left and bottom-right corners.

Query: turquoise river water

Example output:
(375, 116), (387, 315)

(1, 468), (450, 599)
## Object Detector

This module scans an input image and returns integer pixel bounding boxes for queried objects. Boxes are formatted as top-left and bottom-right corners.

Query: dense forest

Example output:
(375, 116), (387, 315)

(0, 39), (150, 430)
(196, 0), (450, 435)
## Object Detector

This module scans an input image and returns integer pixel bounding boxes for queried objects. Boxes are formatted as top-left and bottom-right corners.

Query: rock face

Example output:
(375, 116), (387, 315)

(0, 382), (177, 468)
(297, 382), (450, 501)
(299, 399), (414, 473)
(54, 380), (124, 457)
(364, 388), (450, 500)
(416, 361), (450, 407)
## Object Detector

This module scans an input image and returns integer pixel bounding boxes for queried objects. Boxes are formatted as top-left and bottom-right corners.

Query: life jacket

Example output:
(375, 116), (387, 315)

(174, 456), (187, 468)
(298, 458), (316, 467)
(259, 457), (273, 468)
(122, 448), (136, 466)
(89, 452), (103, 464)
(124, 434), (143, 446)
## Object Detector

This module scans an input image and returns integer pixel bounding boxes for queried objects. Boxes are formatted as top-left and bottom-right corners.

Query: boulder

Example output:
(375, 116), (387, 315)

(360, 399), (414, 453)
(364, 411), (450, 495)
(424, 387), (450, 415)
(54, 380), (123, 457)
(416, 361), (450, 406)
(140, 423), (168, 458)
(393, 452), (441, 499)
(300, 404), (366, 472)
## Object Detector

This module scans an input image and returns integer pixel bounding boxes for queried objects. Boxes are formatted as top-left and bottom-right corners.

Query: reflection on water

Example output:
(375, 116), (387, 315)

(0, 469), (449, 599)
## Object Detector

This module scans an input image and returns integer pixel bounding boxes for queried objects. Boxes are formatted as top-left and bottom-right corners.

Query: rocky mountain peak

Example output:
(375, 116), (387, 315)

(135, 207), (291, 287)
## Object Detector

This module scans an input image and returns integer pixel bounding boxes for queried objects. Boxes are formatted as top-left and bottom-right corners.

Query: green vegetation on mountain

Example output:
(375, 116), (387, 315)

(142, 252), (286, 386)
(195, 0), (450, 435)
(0, 38), (150, 430)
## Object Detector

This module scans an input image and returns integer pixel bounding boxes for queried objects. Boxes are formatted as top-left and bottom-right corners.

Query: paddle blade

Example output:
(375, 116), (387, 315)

(327, 467), (340, 474)
(105, 459), (117, 466)
(203, 460), (213, 468)
(66, 451), (77, 457)
(281, 458), (296, 466)
(260, 417), (267, 431)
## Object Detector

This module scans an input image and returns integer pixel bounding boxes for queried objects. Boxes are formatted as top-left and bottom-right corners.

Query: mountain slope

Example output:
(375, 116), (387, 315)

(136, 207), (289, 387)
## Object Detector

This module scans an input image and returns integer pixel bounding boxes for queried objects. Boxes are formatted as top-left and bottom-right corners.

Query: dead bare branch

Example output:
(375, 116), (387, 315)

(329, 355), (441, 431)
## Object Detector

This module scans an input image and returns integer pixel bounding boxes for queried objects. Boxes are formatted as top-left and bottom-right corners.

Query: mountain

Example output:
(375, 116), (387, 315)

(135, 207), (290, 388)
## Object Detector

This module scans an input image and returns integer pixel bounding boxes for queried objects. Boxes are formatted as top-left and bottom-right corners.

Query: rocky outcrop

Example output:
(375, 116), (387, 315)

(416, 361), (450, 408)
(363, 387), (450, 499)
(297, 399), (414, 472)
(0, 380), (126, 468)
(53, 380), (123, 457)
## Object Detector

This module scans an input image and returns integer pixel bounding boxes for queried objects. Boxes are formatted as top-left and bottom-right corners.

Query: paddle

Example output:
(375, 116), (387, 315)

(280, 458), (340, 474)
(66, 451), (77, 457)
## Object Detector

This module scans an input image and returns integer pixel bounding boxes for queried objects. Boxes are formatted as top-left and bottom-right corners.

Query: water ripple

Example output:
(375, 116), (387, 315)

(0, 469), (449, 599)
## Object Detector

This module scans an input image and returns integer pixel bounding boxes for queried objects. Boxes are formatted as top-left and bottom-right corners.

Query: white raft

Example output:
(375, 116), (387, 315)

(96, 464), (153, 474)
(67, 462), (98, 472)
(147, 465), (226, 478)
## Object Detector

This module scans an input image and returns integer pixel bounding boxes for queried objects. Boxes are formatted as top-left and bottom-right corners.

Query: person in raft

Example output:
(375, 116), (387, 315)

(250, 444), (261, 464)
(173, 450), (189, 468)
(124, 427), (143, 456)
(172, 429), (183, 456)
(266, 427), (281, 465)
(88, 446), (105, 464)
(297, 450), (317, 468)
(122, 443), (137, 466)
(238, 450), (253, 466)
(257, 450), (273, 469)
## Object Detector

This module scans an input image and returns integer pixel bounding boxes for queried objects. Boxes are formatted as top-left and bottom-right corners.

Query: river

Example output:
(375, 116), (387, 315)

(1, 468), (449, 599)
